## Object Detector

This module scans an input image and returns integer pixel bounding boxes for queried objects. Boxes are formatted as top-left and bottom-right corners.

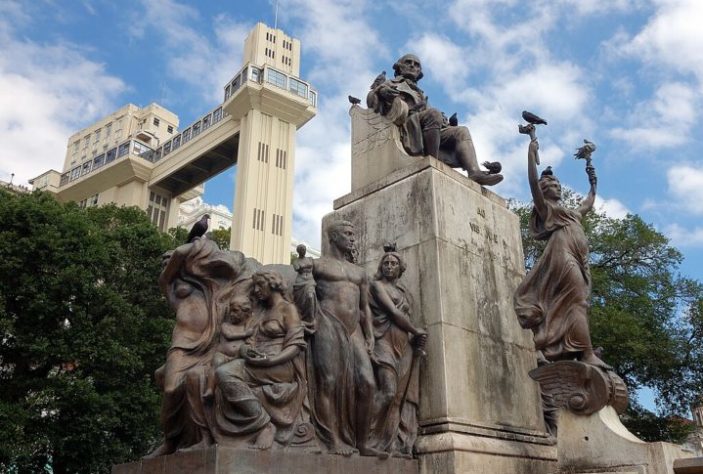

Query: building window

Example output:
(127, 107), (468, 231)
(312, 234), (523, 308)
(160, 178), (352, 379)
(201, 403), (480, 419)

(182, 127), (191, 143)
(89, 194), (99, 206)
(94, 153), (105, 169)
(289, 78), (308, 99)
(106, 148), (117, 163)
(213, 107), (223, 123)
(70, 167), (81, 180)
(224, 85), (231, 100)
(73, 141), (80, 153)
(148, 191), (170, 231)
(167, 125), (174, 134)
(163, 141), (171, 156)
(83, 136), (90, 149)
(271, 214), (283, 236)
(192, 121), (201, 137)
(133, 141), (151, 158)
(117, 142), (130, 157)
(81, 161), (91, 176)
(94, 129), (101, 143)
(153, 148), (162, 162)
(202, 114), (211, 130)
(153, 117), (160, 126)
(309, 90), (317, 107)
(105, 123), (112, 136)
(172, 135), (181, 150)
(249, 67), (261, 83)
(252, 208), (265, 231)
(231, 74), (241, 92)
(266, 68), (287, 89)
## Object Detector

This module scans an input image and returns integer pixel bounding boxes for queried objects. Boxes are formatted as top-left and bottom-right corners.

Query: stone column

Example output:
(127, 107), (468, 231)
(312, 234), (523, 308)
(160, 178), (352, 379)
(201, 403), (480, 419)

(321, 107), (557, 473)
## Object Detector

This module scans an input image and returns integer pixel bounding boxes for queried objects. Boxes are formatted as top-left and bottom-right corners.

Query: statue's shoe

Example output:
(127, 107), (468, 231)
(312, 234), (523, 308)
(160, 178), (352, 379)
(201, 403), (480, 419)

(469, 172), (503, 186)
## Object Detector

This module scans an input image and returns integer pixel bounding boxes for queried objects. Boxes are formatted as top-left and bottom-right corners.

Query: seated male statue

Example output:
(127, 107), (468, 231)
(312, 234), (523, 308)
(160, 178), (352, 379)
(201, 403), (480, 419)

(367, 54), (503, 186)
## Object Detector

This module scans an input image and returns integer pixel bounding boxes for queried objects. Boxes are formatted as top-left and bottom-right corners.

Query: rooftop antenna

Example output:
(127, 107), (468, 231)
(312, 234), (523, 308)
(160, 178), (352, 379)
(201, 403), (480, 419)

(274, 0), (279, 30)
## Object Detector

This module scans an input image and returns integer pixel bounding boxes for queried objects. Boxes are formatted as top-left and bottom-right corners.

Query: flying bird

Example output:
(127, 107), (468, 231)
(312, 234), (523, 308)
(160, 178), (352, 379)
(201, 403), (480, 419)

(448, 112), (458, 127)
(522, 110), (548, 125)
(574, 140), (596, 160)
(370, 70), (386, 90)
(348, 95), (361, 105)
(187, 214), (210, 243)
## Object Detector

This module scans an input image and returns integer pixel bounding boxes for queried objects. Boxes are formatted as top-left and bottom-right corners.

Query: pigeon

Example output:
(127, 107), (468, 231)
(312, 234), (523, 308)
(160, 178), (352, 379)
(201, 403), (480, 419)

(522, 110), (548, 125)
(186, 214), (210, 243)
(541, 166), (554, 177)
(348, 95), (361, 105)
(370, 70), (386, 90)
(482, 161), (502, 174)
(448, 112), (458, 127)
(574, 140), (596, 160)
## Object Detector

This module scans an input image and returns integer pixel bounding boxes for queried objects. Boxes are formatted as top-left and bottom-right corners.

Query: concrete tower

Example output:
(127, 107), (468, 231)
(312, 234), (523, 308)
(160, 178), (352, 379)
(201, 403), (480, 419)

(224, 23), (316, 264)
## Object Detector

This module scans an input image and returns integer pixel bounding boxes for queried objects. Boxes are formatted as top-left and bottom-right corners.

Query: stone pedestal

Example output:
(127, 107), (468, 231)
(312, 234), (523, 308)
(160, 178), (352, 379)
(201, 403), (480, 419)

(557, 407), (693, 474)
(323, 109), (557, 472)
(112, 447), (418, 474)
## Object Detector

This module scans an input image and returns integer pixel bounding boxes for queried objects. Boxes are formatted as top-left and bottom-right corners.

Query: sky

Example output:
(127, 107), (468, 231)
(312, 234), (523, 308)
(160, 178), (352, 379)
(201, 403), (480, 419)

(1, 0), (703, 409)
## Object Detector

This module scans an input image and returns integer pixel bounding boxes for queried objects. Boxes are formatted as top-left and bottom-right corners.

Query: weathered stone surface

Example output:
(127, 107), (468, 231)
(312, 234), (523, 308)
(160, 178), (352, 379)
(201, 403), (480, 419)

(323, 157), (556, 473)
(674, 457), (703, 474)
(112, 447), (418, 474)
(557, 407), (693, 474)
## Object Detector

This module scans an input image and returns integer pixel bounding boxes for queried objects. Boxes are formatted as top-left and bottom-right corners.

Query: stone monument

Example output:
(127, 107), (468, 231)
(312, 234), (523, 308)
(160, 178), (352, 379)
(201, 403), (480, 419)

(322, 54), (557, 473)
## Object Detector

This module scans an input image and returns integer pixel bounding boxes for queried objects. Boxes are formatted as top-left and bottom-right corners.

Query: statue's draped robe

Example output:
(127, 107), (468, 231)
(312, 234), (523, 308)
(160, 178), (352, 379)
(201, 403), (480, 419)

(514, 201), (592, 360)
(215, 304), (312, 446)
(369, 282), (419, 454)
(159, 239), (244, 449)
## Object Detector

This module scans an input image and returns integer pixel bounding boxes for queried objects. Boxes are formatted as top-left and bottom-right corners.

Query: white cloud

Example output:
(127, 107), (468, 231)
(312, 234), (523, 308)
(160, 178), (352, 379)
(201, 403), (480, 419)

(595, 196), (629, 218)
(610, 82), (698, 149)
(280, 0), (386, 247)
(0, 9), (125, 185)
(667, 165), (703, 215)
(620, 0), (703, 82)
(132, 0), (251, 105)
(665, 223), (703, 248)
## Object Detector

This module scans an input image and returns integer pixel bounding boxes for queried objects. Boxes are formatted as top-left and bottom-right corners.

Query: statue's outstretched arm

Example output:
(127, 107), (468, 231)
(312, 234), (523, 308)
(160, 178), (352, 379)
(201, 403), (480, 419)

(577, 166), (597, 217)
(527, 138), (548, 219)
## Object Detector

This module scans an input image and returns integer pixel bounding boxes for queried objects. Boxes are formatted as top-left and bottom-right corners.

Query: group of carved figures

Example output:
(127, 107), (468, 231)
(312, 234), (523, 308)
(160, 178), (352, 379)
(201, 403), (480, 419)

(148, 222), (427, 458)
(148, 53), (621, 457)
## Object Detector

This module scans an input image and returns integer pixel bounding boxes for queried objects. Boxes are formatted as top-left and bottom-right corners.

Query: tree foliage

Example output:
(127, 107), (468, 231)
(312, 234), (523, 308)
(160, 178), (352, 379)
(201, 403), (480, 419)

(0, 190), (174, 473)
(512, 191), (703, 439)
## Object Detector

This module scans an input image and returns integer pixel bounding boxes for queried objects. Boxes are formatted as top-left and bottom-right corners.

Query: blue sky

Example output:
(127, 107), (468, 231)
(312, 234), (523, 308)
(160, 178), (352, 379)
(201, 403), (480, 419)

(1, 0), (702, 410)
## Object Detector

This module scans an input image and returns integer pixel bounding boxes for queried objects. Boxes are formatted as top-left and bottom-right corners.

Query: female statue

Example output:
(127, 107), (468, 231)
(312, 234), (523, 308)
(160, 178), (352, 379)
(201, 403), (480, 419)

(214, 269), (312, 449)
(513, 125), (608, 368)
(369, 245), (427, 455)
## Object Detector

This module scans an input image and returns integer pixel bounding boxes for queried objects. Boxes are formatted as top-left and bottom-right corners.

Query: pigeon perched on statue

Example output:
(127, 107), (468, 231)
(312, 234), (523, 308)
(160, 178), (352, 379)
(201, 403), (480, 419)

(348, 95), (361, 105)
(448, 112), (458, 127)
(574, 140), (596, 160)
(522, 110), (548, 125)
(186, 214), (210, 243)
(482, 161), (502, 174)
(370, 71), (386, 90)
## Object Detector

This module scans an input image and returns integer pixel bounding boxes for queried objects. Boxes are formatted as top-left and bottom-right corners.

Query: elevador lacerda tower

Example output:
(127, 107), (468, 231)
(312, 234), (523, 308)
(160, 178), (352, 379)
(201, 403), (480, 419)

(224, 23), (316, 263)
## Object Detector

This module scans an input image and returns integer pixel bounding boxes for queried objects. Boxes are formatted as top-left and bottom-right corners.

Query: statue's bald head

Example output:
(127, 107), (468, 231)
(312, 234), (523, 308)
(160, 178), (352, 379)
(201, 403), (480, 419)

(393, 54), (423, 81)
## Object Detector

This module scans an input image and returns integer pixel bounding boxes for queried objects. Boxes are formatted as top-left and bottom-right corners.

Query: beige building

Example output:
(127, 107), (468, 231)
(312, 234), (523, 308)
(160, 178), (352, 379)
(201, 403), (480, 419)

(30, 22), (316, 264)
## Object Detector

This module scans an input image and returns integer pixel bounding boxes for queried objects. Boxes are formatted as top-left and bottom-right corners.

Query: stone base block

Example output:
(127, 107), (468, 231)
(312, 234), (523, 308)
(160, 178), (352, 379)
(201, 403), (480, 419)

(558, 407), (693, 474)
(112, 447), (419, 474)
(415, 426), (557, 474)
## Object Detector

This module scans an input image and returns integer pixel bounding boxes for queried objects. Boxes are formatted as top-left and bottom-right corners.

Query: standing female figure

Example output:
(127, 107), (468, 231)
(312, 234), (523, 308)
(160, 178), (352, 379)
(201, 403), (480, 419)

(369, 247), (426, 455)
(514, 126), (607, 368)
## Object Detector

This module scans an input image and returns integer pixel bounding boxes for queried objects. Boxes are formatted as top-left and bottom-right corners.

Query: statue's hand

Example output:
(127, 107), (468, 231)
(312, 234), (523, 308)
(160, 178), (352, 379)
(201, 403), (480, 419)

(587, 165), (597, 187)
(377, 84), (399, 101)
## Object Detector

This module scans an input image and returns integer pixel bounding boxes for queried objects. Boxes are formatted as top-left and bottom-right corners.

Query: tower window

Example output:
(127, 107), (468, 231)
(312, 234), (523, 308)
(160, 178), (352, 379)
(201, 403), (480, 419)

(167, 125), (174, 133)
(153, 118), (160, 126)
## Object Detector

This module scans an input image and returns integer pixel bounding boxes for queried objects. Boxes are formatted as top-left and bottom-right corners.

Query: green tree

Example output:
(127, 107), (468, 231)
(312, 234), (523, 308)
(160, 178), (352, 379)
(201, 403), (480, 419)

(512, 193), (703, 442)
(209, 227), (231, 250)
(0, 190), (174, 473)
